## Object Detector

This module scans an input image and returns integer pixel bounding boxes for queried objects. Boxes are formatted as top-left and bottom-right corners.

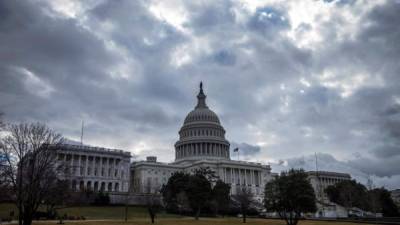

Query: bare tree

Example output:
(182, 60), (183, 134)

(233, 187), (254, 223)
(0, 123), (64, 225)
(144, 184), (163, 224)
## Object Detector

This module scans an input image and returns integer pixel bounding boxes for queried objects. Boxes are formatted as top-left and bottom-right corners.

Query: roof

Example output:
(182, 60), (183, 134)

(55, 143), (131, 157)
(307, 170), (351, 178)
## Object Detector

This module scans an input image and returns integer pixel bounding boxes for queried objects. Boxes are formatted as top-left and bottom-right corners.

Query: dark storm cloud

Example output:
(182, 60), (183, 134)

(1, 0), (400, 188)
(0, 0), (182, 151)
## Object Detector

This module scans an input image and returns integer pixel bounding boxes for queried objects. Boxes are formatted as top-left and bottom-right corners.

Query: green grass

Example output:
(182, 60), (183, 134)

(57, 205), (180, 220)
(0, 203), (16, 218)
(0, 204), (378, 225)
(0, 203), (180, 220)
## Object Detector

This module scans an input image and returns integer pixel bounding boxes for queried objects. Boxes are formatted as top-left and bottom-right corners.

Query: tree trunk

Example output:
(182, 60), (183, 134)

(242, 206), (246, 223)
(22, 213), (32, 225)
(125, 203), (128, 222)
(148, 208), (155, 224)
(195, 207), (201, 220)
(18, 205), (23, 225)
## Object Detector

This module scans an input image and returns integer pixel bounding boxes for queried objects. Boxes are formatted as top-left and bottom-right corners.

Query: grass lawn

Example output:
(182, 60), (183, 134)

(1, 204), (377, 225)
(0, 203), (180, 220)
(31, 218), (377, 225)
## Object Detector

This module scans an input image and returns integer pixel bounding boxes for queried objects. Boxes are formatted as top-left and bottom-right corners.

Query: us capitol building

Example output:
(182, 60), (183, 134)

(56, 83), (272, 202)
(54, 83), (353, 213)
(131, 83), (273, 201)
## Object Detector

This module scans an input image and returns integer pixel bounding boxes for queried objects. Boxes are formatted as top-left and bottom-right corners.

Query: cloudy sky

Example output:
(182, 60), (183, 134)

(1, 0), (399, 189)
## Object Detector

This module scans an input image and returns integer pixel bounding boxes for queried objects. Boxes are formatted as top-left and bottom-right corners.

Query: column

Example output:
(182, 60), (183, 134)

(85, 155), (89, 176)
(238, 169), (240, 185)
(251, 170), (254, 186)
(245, 169), (247, 186)
(107, 157), (110, 177)
(199, 143), (202, 155)
(230, 168), (233, 184)
(238, 169), (241, 185)
(70, 154), (74, 176)
(231, 168), (237, 185)
(212, 143), (218, 156)
(241, 169), (244, 186)
(93, 156), (96, 177)
(78, 154), (81, 176)
(223, 168), (226, 183)
(114, 157), (118, 178)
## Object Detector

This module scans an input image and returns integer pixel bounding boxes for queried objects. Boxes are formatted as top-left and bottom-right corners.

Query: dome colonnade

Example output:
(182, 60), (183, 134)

(175, 82), (230, 161)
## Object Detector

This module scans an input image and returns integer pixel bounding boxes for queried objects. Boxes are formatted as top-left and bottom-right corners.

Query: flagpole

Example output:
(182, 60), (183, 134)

(81, 120), (84, 145)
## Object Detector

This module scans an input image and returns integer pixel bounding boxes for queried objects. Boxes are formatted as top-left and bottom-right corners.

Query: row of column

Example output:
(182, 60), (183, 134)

(71, 179), (121, 192)
(176, 143), (229, 159)
(319, 177), (347, 186)
(58, 153), (124, 179)
(180, 128), (224, 138)
(221, 167), (262, 187)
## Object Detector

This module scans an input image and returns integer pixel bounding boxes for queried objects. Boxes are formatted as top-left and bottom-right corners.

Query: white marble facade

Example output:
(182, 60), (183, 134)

(131, 83), (273, 201)
(307, 171), (351, 200)
(56, 144), (131, 193)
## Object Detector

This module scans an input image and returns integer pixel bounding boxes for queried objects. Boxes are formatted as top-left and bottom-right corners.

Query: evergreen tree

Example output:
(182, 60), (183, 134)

(212, 180), (231, 216)
(186, 174), (212, 220)
(264, 169), (316, 225)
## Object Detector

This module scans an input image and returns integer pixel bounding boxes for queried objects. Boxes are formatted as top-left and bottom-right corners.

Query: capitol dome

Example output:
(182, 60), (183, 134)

(175, 82), (230, 162)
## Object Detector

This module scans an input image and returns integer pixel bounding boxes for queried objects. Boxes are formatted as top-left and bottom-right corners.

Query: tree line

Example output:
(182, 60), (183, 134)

(326, 180), (399, 217)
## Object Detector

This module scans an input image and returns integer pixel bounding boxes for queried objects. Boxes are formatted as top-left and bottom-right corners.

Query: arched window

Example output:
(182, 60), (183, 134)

(115, 183), (120, 192)
(79, 181), (84, 191)
(87, 181), (92, 190)
(94, 181), (99, 192)
(72, 180), (77, 191)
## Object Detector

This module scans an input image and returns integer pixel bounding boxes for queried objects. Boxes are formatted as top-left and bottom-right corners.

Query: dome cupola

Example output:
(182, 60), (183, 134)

(175, 82), (230, 162)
